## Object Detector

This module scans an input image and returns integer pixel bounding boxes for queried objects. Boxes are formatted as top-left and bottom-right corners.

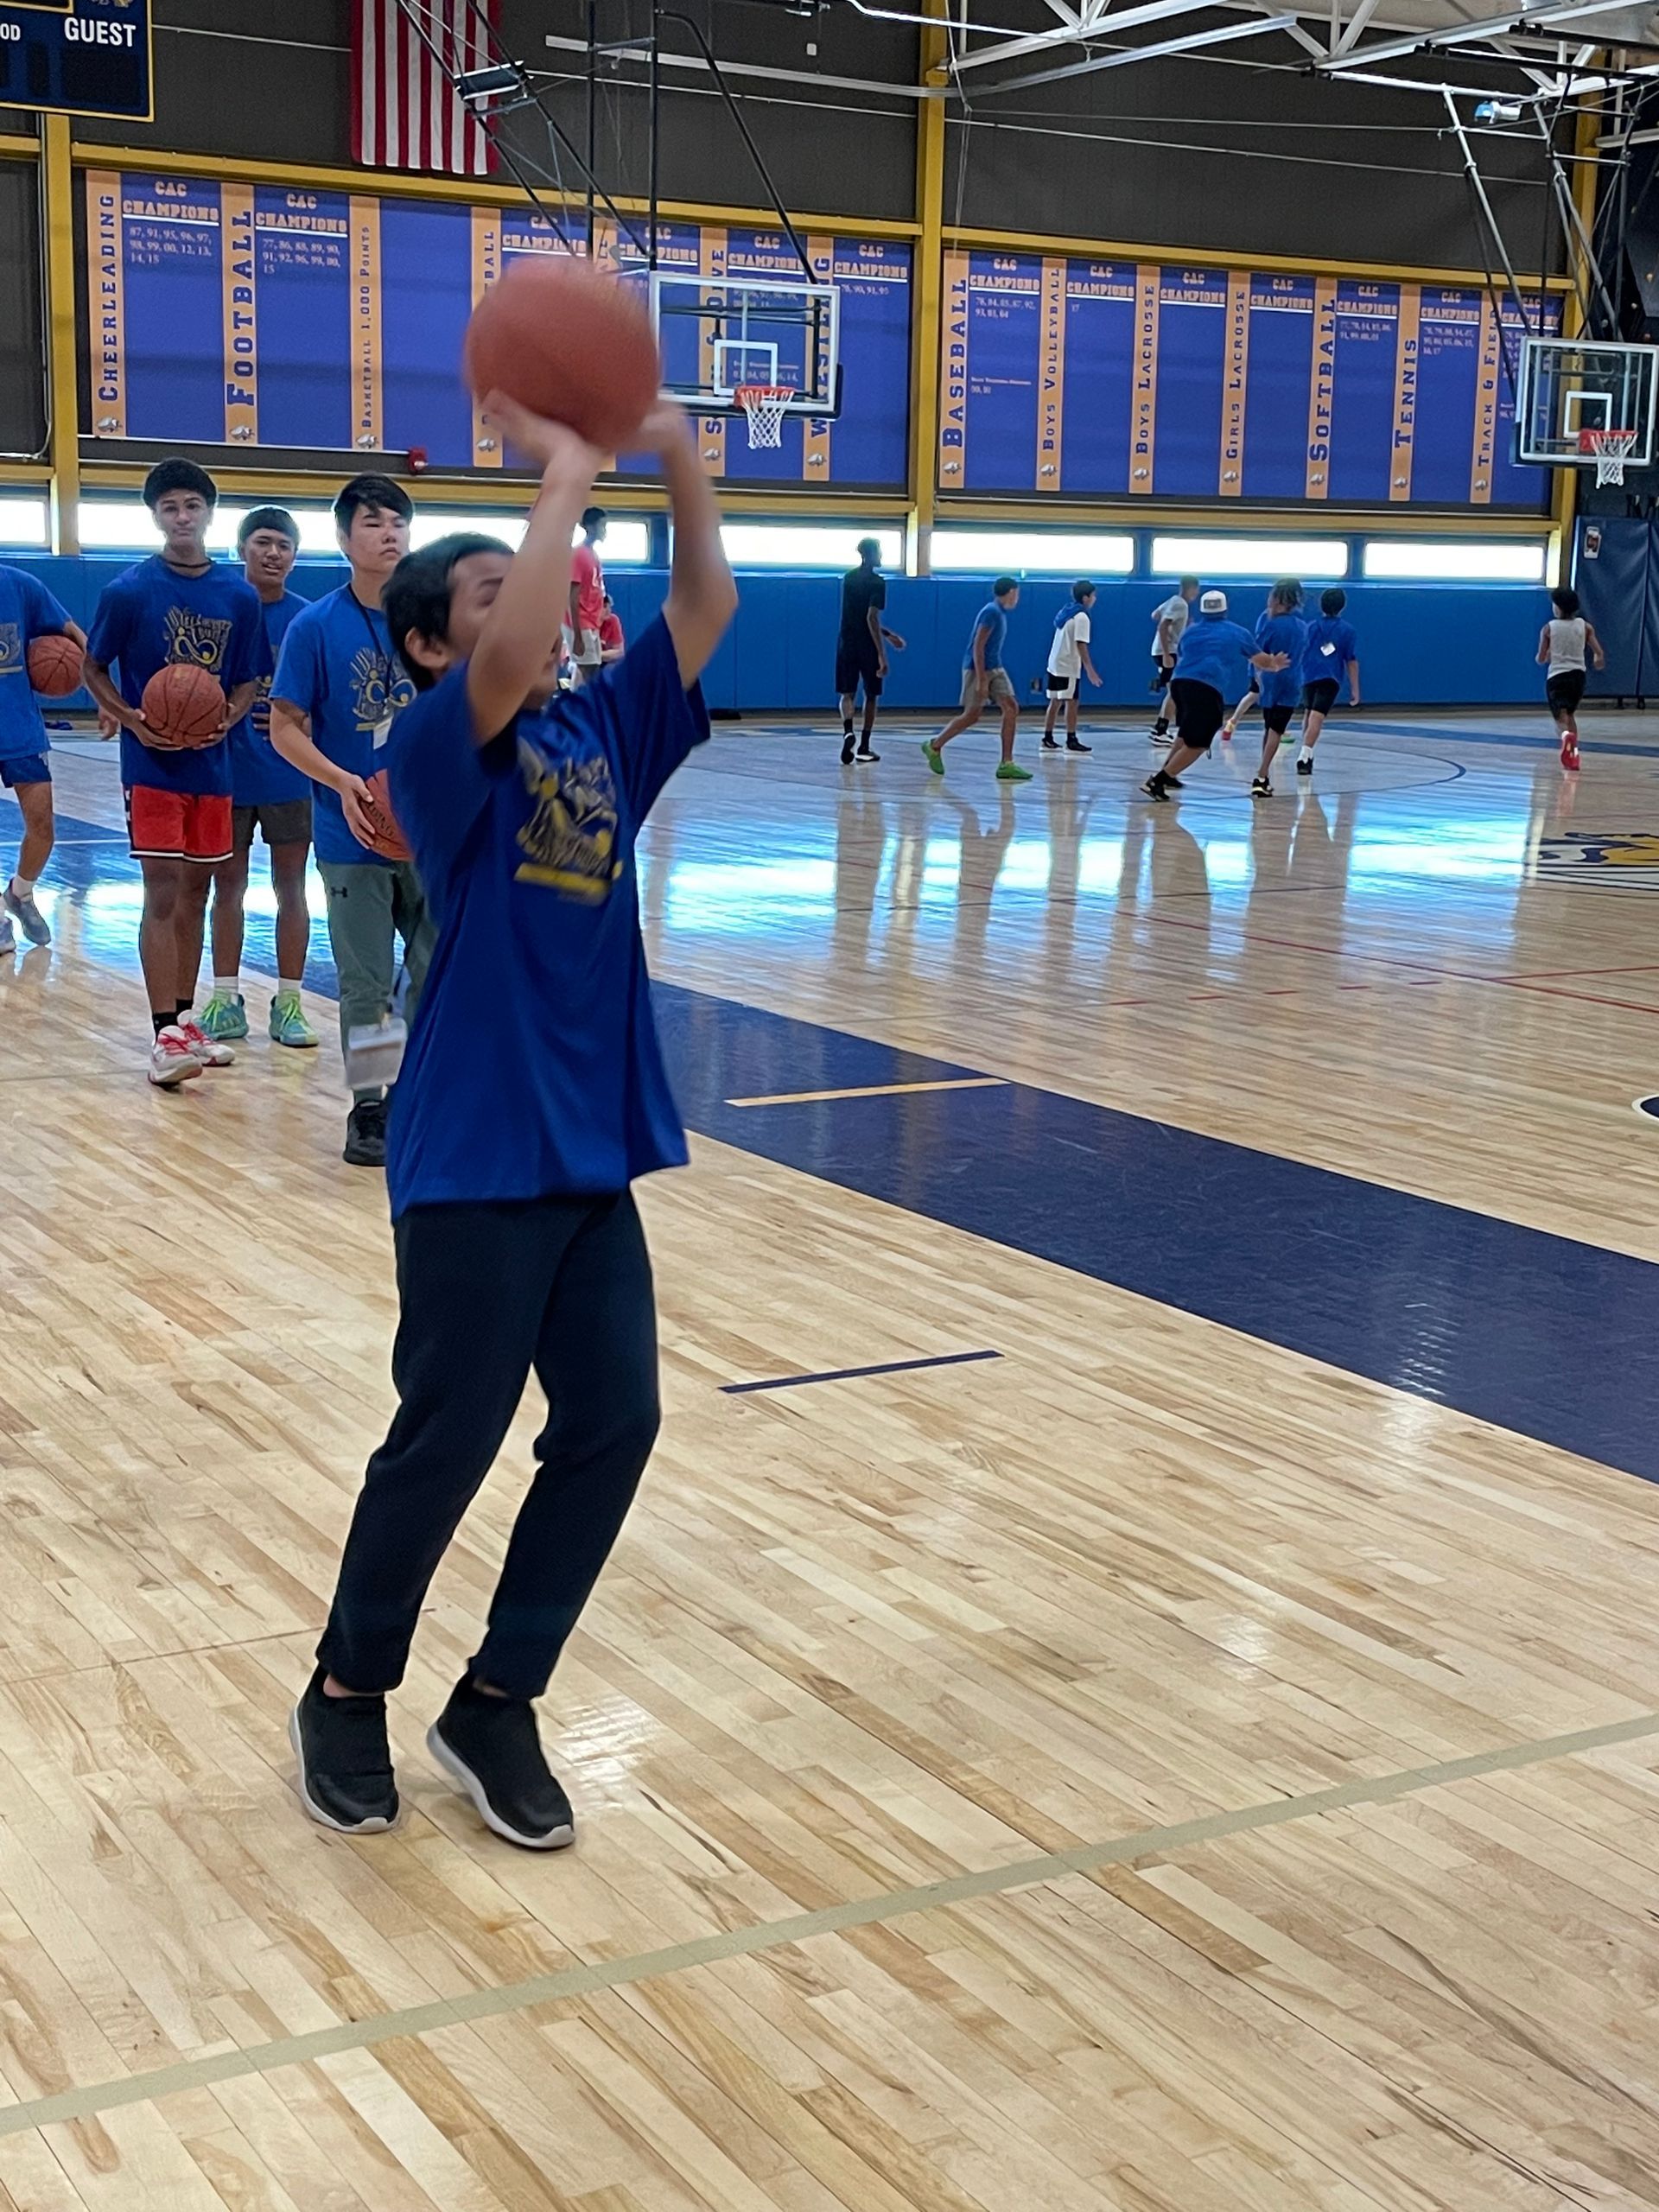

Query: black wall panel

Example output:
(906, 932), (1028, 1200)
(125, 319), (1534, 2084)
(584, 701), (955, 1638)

(0, 162), (45, 458)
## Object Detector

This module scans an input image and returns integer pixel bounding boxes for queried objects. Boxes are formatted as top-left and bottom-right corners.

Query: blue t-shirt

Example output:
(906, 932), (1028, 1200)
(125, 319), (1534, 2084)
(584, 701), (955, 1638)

(385, 615), (710, 1219)
(1254, 611), (1309, 709)
(0, 566), (72, 764)
(1173, 613), (1259, 695)
(86, 556), (268, 797)
(270, 585), (416, 867)
(1302, 615), (1358, 691)
(229, 593), (308, 807)
(963, 601), (1008, 671)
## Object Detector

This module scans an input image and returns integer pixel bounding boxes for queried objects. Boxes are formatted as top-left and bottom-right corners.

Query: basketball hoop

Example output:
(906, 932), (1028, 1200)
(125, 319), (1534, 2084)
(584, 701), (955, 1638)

(1580, 426), (1639, 486)
(734, 384), (792, 449)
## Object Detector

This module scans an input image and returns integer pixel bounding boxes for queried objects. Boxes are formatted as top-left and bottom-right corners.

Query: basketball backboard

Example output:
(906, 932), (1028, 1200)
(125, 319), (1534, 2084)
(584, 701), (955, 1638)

(645, 270), (841, 419)
(1516, 335), (1659, 470)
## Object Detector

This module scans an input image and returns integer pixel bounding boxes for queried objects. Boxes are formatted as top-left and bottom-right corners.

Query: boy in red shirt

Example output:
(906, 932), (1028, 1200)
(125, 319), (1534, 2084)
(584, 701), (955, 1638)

(566, 506), (607, 686)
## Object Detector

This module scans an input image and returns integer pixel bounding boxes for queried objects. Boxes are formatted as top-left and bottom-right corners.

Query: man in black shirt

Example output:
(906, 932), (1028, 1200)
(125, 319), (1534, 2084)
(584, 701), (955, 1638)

(836, 537), (905, 765)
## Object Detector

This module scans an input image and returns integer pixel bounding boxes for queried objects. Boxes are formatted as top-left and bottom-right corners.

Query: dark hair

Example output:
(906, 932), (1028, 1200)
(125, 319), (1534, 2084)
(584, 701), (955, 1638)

(993, 575), (1018, 598)
(1071, 577), (1094, 602)
(334, 473), (413, 531)
(384, 532), (513, 692)
(1270, 576), (1305, 611)
(1551, 584), (1581, 618)
(582, 505), (607, 534)
(1320, 587), (1347, 615)
(856, 536), (881, 563)
(143, 457), (218, 512)
(238, 504), (299, 550)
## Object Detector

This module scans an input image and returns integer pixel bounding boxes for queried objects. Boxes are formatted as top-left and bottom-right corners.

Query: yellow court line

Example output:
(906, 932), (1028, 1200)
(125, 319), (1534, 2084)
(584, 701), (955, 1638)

(725, 1076), (1010, 1108)
(0, 1705), (1656, 2140)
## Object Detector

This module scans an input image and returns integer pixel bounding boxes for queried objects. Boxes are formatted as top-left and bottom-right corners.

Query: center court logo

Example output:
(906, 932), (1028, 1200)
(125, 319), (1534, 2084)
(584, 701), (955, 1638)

(1535, 831), (1659, 891)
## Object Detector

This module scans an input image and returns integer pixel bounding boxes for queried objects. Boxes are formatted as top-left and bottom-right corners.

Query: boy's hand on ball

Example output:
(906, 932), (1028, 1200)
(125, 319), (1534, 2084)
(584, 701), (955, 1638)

(340, 773), (378, 849)
(482, 391), (603, 480)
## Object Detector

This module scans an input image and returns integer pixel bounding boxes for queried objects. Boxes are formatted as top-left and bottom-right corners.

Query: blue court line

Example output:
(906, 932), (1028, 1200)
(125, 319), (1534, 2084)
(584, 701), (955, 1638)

(721, 1349), (1002, 1395)
(20, 808), (1659, 1484)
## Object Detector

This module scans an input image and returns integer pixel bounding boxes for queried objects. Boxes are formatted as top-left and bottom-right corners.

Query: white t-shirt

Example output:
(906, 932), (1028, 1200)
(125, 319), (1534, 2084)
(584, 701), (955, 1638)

(1547, 616), (1586, 674)
(1048, 608), (1091, 680)
(1151, 594), (1189, 658)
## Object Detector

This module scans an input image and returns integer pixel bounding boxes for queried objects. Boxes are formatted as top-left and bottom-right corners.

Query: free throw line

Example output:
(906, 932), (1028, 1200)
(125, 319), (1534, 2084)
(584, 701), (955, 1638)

(726, 1077), (1009, 1108)
(721, 1348), (1003, 1394)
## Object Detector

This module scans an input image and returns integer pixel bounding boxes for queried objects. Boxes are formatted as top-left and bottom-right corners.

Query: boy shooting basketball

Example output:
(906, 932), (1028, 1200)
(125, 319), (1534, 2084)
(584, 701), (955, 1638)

(291, 393), (736, 1850)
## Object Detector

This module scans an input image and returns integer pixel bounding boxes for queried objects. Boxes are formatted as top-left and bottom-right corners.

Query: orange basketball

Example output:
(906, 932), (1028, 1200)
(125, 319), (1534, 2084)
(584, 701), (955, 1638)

(360, 770), (411, 862)
(142, 663), (226, 748)
(26, 632), (84, 697)
(463, 257), (661, 454)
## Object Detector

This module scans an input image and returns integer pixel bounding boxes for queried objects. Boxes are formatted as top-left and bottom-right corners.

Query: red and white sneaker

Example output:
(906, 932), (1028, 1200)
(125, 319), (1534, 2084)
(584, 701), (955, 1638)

(1560, 734), (1580, 772)
(1220, 721), (1235, 742)
(149, 1026), (204, 1087)
(176, 1015), (235, 1067)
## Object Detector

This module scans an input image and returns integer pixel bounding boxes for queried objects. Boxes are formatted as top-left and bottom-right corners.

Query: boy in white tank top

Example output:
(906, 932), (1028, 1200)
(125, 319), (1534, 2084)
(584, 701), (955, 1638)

(1536, 585), (1605, 772)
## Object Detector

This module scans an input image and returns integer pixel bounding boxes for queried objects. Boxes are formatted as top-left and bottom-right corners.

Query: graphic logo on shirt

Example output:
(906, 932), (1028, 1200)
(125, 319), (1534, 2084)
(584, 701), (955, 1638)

(1535, 831), (1659, 892)
(164, 606), (232, 674)
(0, 623), (20, 677)
(248, 674), (274, 739)
(350, 645), (415, 738)
(513, 739), (622, 899)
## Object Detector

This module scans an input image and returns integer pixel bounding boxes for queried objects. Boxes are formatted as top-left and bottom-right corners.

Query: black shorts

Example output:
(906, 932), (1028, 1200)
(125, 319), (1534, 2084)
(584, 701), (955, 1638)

(1263, 702), (1295, 737)
(1547, 670), (1586, 717)
(1046, 670), (1079, 697)
(1300, 679), (1340, 717)
(836, 641), (882, 699)
(232, 796), (313, 850)
(1149, 657), (1175, 691)
(1170, 678), (1224, 753)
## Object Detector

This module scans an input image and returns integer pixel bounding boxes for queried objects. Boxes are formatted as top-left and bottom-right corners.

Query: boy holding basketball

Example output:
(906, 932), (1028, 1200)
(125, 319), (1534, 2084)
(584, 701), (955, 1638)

(84, 459), (268, 1085)
(270, 473), (431, 1165)
(289, 393), (735, 1849)
(0, 563), (85, 957)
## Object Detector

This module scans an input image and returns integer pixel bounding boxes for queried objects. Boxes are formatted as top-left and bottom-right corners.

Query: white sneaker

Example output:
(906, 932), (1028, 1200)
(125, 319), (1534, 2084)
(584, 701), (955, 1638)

(175, 1015), (234, 1067)
(149, 1027), (203, 1087)
(2, 886), (48, 946)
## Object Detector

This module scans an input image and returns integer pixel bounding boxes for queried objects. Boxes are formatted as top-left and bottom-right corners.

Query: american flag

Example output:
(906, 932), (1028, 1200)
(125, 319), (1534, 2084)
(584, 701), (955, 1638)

(353, 0), (499, 176)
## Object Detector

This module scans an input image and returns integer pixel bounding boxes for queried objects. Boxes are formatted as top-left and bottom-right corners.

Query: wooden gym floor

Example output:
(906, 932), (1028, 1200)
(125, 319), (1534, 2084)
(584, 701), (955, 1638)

(3, 706), (1659, 2209)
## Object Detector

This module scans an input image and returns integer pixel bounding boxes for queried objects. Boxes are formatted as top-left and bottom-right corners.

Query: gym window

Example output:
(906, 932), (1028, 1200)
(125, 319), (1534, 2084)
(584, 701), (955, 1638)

(929, 530), (1134, 575)
(0, 496), (47, 549)
(1151, 537), (1350, 579)
(718, 524), (902, 569)
(1362, 540), (1547, 582)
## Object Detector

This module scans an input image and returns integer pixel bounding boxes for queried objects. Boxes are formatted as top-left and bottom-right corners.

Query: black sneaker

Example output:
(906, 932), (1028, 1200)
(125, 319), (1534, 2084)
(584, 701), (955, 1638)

(1162, 771), (1185, 789)
(289, 1668), (398, 1834)
(427, 1679), (575, 1850)
(1142, 773), (1169, 803)
(1250, 776), (1272, 800)
(1065, 738), (1091, 753)
(855, 745), (880, 764)
(1042, 735), (1060, 751)
(1296, 755), (1313, 776)
(1148, 719), (1168, 740)
(343, 1096), (387, 1166)
(839, 735), (855, 766)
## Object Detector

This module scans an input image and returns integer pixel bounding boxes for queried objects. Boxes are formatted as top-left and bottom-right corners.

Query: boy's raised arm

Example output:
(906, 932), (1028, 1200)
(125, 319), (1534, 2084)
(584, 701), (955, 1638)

(650, 403), (738, 686)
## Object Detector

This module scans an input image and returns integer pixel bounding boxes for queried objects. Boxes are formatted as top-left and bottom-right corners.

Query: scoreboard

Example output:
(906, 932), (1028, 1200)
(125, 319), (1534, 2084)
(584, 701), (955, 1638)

(0, 0), (151, 121)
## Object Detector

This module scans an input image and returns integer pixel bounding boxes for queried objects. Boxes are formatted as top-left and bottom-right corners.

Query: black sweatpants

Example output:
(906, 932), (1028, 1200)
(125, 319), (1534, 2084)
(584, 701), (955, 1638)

(318, 1190), (659, 1700)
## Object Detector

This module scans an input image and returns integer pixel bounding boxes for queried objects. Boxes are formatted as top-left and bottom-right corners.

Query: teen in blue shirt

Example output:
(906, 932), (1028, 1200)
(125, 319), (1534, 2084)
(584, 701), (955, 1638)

(198, 506), (319, 1052)
(1249, 580), (1310, 798)
(270, 474), (429, 1166)
(922, 576), (1031, 783)
(1296, 588), (1362, 776)
(1144, 589), (1289, 802)
(290, 393), (736, 1853)
(0, 563), (83, 957)
(83, 459), (268, 1086)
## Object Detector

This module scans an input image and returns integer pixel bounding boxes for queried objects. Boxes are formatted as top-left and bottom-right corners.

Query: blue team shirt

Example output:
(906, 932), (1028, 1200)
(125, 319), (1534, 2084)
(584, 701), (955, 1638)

(1301, 616), (1358, 691)
(86, 556), (268, 797)
(385, 615), (709, 1218)
(0, 566), (72, 764)
(1254, 611), (1309, 709)
(229, 593), (308, 807)
(1173, 613), (1259, 695)
(963, 601), (1008, 671)
(270, 585), (416, 867)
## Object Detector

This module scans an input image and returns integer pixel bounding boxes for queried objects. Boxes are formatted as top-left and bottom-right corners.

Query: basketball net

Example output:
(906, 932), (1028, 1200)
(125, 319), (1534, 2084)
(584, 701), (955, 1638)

(734, 385), (792, 449)
(1580, 426), (1638, 486)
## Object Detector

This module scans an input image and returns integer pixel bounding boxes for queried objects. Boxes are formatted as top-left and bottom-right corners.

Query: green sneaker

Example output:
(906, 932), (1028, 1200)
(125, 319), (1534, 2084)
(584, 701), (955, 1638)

(994, 760), (1033, 783)
(198, 990), (249, 1041)
(921, 740), (944, 777)
(269, 990), (320, 1050)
